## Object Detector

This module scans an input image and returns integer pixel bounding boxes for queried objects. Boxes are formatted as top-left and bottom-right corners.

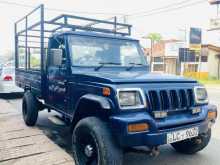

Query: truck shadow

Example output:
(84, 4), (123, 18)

(35, 111), (220, 165)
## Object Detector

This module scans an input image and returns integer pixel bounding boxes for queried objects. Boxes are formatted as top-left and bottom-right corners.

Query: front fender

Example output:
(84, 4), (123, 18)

(71, 94), (114, 125)
(77, 94), (112, 110)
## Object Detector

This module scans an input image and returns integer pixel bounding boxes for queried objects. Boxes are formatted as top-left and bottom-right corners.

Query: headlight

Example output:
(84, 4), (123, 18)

(194, 86), (208, 104)
(117, 88), (146, 109)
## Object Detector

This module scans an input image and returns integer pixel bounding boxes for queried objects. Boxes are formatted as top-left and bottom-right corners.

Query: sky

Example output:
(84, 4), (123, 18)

(0, 0), (219, 56)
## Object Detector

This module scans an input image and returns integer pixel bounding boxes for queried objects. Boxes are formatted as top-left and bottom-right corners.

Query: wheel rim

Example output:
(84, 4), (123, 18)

(75, 130), (98, 165)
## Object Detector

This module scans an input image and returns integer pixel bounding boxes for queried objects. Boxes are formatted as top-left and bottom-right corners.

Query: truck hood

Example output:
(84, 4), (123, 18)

(73, 71), (196, 84)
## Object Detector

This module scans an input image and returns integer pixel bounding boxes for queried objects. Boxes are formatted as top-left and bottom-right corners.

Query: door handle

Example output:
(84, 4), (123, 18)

(57, 81), (65, 86)
(57, 80), (67, 86)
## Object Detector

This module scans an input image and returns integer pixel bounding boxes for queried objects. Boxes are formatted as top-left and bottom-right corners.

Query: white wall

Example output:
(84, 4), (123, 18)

(165, 42), (185, 57)
(208, 51), (219, 78)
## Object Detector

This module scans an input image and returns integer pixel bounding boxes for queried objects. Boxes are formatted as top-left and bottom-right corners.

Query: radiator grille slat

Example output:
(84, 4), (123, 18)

(149, 91), (160, 111)
(179, 89), (188, 108)
(170, 90), (179, 109)
(160, 90), (170, 110)
(187, 89), (194, 107)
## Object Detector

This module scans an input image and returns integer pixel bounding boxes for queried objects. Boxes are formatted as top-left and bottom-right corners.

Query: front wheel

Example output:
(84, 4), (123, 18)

(22, 91), (39, 126)
(171, 129), (211, 154)
(72, 117), (123, 165)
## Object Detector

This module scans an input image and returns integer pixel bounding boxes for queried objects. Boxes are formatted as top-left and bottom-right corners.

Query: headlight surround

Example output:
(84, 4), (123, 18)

(117, 88), (146, 110)
(194, 86), (208, 104)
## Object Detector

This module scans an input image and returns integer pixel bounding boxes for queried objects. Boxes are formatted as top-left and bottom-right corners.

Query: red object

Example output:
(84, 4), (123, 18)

(3, 75), (13, 81)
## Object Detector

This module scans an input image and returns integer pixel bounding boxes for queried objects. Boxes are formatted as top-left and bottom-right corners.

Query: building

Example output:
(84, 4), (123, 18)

(202, 44), (220, 79)
(144, 39), (184, 74)
(183, 44), (220, 80)
(144, 40), (220, 79)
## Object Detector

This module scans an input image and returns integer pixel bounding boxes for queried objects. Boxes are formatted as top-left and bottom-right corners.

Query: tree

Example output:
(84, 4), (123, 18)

(142, 33), (162, 70)
(146, 33), (162, 44)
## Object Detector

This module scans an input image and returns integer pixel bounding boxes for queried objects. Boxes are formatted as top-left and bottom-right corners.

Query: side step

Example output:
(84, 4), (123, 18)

(48, 115), (66, 126)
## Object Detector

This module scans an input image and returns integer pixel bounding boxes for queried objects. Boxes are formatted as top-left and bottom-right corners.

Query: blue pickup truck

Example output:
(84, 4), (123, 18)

(15, 5), (217, 165)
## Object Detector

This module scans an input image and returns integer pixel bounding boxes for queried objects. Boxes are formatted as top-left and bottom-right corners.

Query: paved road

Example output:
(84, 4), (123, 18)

(0, 99), (74, 165)
(2, 86), (220, 165)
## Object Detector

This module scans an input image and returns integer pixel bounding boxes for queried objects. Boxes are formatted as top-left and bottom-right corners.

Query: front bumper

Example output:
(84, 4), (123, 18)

(110, 104), (217, 147)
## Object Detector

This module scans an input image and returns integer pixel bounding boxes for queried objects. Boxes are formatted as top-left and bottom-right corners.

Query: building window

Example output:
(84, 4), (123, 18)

(185, 64), (198, 72)
(153, 64), (164, 71)
(201, 56), (208, 62)
(153, 57), (163, 63)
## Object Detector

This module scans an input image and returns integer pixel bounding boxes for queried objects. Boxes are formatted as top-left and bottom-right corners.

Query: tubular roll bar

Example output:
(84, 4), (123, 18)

(15, 4), (132, 68)
(15, 4), (45, 96)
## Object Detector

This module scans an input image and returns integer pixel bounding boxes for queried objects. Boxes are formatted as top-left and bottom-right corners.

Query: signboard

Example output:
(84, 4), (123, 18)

(209, 18), (220, 30)
(179, 48), (196, 62)
(189, 44), (202, 52)
(189, 27), (202, 52)
(208, 0), (220, 5)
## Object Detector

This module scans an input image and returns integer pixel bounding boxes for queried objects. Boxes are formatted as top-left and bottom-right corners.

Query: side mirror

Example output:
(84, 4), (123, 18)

(50, 49), (63, 66)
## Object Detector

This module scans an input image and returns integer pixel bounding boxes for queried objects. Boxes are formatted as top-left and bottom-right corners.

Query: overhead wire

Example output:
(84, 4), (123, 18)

(0, 0), (125, 16)
(129, 0), (207, 20)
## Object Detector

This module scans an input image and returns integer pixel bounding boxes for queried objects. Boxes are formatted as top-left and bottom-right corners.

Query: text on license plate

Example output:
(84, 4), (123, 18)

(167, 127), (199, 144)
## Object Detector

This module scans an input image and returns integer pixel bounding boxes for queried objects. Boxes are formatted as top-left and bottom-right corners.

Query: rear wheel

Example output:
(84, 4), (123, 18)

(171, 129), (211, 154)
(72, 117), (123, 165)
(22, 91), (39, 126)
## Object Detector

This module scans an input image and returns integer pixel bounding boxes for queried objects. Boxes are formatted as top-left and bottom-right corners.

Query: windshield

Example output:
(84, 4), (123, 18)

(69, 35), (147, 67)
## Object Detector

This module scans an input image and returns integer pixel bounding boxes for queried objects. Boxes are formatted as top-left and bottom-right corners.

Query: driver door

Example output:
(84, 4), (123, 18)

(47, 43), (68, 111)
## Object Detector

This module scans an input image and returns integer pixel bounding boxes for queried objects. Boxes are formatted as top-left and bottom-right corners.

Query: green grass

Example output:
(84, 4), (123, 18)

(198, 79), (220, 85)
(183, 75), (220, 85)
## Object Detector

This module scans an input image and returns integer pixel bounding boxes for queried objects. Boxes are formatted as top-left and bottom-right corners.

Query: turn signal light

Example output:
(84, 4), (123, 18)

(128, 123), (149, 133)
(208, 111), (217, 120)
(103, 87), (111, 96)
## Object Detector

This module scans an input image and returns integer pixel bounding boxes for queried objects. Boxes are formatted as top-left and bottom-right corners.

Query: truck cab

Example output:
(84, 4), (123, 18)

(15, 5), (217, 165)
(45, 31), (148, 113)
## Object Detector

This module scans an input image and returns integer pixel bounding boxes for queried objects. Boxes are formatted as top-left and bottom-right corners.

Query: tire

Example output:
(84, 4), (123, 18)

(72, 117), (123, 165)
(171, 129), (211, 154)
(22, 91), (39, 126)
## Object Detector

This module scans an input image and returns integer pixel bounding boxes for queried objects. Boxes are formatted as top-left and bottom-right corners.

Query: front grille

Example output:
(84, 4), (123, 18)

(147, 89), (194, 112)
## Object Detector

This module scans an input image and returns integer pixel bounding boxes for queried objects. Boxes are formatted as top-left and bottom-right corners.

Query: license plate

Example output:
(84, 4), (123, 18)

(167, 127), (199, 144)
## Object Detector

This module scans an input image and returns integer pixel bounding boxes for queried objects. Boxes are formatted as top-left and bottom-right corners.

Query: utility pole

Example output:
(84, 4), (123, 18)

(179, 28), (187, 75)
(123, 15), (129, 24)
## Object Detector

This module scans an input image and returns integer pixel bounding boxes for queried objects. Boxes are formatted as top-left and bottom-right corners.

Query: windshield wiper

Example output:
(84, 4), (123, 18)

(126, 62), (143, 71)
(94, 62), (121, 71)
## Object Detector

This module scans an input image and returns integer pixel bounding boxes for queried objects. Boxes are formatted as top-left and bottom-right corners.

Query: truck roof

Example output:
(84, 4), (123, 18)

(52, 31), (138, 42)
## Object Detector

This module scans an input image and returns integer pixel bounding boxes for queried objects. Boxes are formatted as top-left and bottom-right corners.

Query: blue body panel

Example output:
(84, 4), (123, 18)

(15, 69), (42, 97)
